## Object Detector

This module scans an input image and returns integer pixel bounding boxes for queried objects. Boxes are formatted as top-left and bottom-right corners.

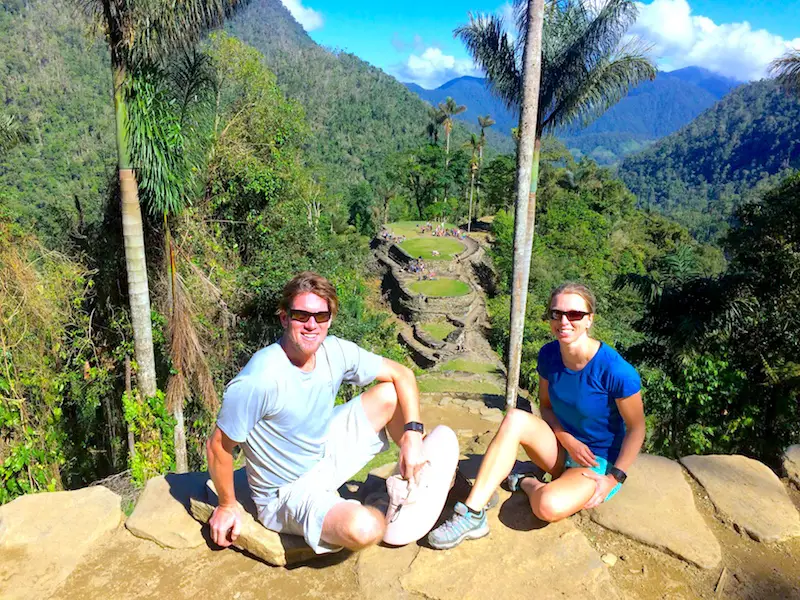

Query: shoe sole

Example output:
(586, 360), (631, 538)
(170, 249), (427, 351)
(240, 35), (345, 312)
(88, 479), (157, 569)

(428, 523), (490, 550)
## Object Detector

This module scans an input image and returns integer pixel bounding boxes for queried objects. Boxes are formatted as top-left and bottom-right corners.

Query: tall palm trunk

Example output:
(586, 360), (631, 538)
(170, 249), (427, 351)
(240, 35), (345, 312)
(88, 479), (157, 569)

(505, 0), (545, 409)
(468, 165), (476, 233)
(115, 66), (157, 398)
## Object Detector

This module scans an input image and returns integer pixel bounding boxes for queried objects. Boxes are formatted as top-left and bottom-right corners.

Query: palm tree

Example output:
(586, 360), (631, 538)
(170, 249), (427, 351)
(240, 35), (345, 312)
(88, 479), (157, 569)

(475, 114), (495, 217)
(770, 49), (800, 94)
(424, 106), (443, 144)
(437, 97), (467, 162)
(464, 134), (480, 232)
(0, 113), (29, 157)
(77, 0), (249, 470)
(457, 0), (654, 406)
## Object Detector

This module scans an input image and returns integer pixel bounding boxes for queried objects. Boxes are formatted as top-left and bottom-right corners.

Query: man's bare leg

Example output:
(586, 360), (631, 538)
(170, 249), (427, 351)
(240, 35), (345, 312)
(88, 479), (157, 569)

(317, 382), (399, 551)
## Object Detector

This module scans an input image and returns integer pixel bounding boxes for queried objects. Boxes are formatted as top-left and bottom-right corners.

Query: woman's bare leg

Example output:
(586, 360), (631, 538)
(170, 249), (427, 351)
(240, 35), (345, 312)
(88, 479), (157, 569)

(521, 467), (598, 522)
(464, 409), (561, 511)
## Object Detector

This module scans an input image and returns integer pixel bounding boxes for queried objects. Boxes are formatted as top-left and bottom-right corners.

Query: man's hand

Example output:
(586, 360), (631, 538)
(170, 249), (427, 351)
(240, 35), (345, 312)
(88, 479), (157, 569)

(208, 504), (242, 548)
(582, 472), (618, 509)
(398, 430), (426, 484)
(559, 434), (599, 468)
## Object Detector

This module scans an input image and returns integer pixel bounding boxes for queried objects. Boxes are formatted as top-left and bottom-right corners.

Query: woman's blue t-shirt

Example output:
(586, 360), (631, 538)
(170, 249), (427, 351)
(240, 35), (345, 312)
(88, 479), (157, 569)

(537, 340), (641, 463)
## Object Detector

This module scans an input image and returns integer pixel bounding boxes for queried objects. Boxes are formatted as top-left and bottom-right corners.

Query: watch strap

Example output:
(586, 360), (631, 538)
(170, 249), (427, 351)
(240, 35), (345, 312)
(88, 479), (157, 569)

(607, 466), (627, 484)
(403, 421), (424, 434)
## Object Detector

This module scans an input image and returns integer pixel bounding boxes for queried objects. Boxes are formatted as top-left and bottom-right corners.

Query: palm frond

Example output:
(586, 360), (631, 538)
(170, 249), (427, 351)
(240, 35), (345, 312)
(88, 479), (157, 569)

(770, 49), (800, 95)
(455, 13), (522, 109)
(0, 113), (29, 156)
(543, 44), (655, 132)
(76, 0), (252, 69)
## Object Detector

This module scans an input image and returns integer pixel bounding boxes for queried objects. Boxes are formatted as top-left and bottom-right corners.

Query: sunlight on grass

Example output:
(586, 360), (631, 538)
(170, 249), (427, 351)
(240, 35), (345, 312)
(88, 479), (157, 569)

(386, 221), (457, 239)
(421, 320), (456, 340)
(417, 378), (503, 395)
(439, 359), (500, 375)
(351, 442), (399, 482)
(410, 278), (470, 297)
(399, 237), (464, 260)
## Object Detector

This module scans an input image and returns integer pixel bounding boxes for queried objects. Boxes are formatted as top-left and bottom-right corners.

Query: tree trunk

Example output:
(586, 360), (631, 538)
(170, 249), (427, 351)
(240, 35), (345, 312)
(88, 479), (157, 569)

(125, 355), (136, 461)
(173, 401), (188, 473)
(115, 66), (157, 398)
(468, 168), (476, 233)
(505, 0), (546, 410)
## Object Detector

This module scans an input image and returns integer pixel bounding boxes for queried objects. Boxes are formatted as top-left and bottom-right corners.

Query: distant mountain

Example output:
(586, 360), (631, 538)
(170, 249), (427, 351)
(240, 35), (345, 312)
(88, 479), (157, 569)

(619, 79), (800, 241)
(405, 67), (741, 164)
(226, 1), (513, 194)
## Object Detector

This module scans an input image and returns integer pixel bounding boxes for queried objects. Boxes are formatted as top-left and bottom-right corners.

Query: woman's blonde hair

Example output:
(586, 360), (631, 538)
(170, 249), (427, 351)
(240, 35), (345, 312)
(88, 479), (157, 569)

(545, 282), (596, 316)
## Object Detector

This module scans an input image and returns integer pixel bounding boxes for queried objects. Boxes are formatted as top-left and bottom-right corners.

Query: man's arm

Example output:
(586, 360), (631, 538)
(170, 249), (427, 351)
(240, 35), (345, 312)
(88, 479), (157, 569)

(374, 358), (425, 481)
(206, 426), (242, 547)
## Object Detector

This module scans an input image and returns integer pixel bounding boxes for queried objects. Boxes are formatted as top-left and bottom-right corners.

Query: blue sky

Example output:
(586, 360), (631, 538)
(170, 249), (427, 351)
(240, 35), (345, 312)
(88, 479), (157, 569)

(280, 0), (800, 88)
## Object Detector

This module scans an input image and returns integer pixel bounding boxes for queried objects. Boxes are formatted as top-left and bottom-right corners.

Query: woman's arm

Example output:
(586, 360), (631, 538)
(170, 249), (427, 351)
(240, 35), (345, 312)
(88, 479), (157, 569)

(583, 390), (645, 508)
(611, 391), (646, 473)
(540, 377), (598, 467)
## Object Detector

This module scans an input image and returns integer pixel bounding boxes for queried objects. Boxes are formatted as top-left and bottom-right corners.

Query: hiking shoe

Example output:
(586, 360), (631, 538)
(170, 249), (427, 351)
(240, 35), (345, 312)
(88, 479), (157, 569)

(506, 470), (551, 492)
(427, 502), (489, 550)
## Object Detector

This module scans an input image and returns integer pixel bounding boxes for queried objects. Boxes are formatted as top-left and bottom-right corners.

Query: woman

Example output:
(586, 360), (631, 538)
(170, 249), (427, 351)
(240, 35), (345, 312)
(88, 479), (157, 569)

(428, 282), (645, 550)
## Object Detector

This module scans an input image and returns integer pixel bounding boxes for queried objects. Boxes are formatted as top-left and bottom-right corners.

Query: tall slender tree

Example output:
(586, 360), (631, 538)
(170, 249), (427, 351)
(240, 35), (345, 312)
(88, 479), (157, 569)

(476, 114), (495, 217)
(438, 97), (467, 162)
(464, 134), (480, 231)
(77, 0), (250, 470)
(456, 0), (655, 405)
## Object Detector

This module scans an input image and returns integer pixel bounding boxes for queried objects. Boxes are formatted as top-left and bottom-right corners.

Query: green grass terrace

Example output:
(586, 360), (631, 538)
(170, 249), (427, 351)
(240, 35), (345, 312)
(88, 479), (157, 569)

(399, 237), (464, 260)
(420, 320), (456, 341)
(410, 278), (470, 297)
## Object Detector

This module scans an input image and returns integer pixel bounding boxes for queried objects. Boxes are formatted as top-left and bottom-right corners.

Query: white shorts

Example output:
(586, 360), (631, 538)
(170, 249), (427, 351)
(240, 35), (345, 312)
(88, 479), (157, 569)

(255, 395), (389, 553)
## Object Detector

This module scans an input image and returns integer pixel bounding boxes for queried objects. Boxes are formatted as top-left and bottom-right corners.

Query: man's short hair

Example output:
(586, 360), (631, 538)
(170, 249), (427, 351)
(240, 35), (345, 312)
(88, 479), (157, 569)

(278, 271), (339, 318)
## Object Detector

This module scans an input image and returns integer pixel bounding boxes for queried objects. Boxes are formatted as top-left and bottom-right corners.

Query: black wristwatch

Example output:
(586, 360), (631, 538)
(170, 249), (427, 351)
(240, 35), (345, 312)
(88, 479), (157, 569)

(403, 421), (424, 434)
(607, 466), (627, 484)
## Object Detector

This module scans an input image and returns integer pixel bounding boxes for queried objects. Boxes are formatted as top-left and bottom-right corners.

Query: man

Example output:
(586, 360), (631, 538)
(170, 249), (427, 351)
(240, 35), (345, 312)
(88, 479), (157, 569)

(206, 271), (426, 554)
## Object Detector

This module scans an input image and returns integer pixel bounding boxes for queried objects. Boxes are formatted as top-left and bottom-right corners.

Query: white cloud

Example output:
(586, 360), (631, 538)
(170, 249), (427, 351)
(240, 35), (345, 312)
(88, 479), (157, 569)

(281, 0), (323, 32)
(392, 47), (480, 89)
(632, 0), (800, 80)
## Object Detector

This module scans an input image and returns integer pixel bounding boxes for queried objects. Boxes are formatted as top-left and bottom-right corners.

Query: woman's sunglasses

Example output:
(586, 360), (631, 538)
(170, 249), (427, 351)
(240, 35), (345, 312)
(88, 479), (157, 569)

(289, 309), (332, 323)
(547, 309), (590, 322)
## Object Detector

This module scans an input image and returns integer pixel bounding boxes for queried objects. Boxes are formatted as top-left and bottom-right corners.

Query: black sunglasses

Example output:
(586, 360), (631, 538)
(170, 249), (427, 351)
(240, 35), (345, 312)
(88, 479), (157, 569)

(289, 309), (332, 323)
(547, 309), (590, 322)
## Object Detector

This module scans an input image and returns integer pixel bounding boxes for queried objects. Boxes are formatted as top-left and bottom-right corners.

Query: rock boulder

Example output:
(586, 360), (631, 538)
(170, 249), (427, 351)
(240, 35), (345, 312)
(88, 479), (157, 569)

(783, 445), (800, 489)
(681, 454), (800, 543)
(0, 486), (122, 599)
(590, 454), (721, 569)
(125, 472), (209, 548)
(190, 468), (316, 566)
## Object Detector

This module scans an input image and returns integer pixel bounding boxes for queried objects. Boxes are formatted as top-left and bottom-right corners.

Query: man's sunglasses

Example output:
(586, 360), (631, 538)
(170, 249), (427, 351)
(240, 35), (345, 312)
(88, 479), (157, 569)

(289, 309), (332, 323)
(547, 309), (590, 322)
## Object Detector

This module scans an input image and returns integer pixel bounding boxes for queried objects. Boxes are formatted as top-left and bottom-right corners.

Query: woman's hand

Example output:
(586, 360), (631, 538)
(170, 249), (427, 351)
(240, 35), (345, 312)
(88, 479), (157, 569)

(582, 472), (618, 509)
(559, 434), (599, 467)
(399, 430), (426, 484)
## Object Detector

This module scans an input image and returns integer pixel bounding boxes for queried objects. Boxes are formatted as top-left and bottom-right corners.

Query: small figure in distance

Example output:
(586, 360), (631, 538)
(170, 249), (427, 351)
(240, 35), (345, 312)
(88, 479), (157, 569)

(207, 272), (427, 554)
(428, 282), (645, 550)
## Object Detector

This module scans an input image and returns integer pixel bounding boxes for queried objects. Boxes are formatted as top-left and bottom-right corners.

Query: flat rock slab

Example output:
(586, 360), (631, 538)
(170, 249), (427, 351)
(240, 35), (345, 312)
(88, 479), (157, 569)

(681, 454), (800, 543)
(126, 472), (209, 548)
(194, 467), (316, 566)
(783, 445), (800, 489)
(590, 454), (721, 569)
(358, 543), (421, 600)
(400, 491), (619, 600)
(0, 486), (122, 599)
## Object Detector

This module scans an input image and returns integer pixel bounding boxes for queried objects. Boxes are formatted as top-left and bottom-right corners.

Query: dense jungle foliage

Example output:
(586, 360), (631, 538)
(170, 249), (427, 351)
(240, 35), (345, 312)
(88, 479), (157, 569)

(620, 80), (800, 241)
(1, 0), (798, 503)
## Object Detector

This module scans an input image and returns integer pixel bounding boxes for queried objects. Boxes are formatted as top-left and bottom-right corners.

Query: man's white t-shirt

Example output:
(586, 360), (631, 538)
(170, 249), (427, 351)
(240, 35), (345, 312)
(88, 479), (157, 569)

(216, 335), (383, 499)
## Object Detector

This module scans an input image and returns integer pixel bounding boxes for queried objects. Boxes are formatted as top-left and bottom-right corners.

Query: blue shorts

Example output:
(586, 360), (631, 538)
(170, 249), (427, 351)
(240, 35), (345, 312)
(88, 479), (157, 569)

(564, 454), (622, 502)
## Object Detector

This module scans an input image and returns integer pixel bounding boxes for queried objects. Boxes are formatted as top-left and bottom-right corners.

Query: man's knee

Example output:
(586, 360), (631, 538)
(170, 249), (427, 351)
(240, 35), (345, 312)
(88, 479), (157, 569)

(346, 506), (386, 549)
(363, 381), (398, 417)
